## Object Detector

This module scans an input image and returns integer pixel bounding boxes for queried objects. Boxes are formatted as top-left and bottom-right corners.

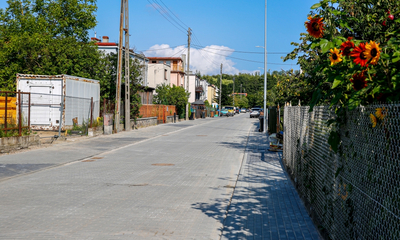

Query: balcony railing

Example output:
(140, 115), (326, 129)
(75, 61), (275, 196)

(172, 66), (184, 72)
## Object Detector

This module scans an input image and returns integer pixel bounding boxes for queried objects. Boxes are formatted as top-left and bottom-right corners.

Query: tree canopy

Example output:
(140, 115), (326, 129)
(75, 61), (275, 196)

(153, 83), (190, 118)
(0, 0), (100, 91)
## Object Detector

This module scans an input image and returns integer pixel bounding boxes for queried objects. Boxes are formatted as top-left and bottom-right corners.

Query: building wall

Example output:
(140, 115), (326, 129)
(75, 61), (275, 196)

(147, 64), (171, 90)
(171, 72), (185, 87)
(207, 85), (216, 104)
(199, 79), (208, 102)
(188, 74), (196, 103)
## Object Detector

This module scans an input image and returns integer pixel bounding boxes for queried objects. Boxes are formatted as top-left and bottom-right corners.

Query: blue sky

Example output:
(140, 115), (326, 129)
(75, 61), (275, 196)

(1, 0), (318, 75)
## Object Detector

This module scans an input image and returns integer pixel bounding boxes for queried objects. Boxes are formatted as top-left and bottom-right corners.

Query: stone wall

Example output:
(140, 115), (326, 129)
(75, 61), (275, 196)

(0, 135), (41, 153)
(132, 117), (158, 129)
(88, 126), (103, 137)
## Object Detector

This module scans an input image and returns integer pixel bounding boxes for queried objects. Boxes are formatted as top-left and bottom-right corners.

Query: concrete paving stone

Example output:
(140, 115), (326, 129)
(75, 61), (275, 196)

(0, 114), (321, 239)
(221, 124), (321, 240)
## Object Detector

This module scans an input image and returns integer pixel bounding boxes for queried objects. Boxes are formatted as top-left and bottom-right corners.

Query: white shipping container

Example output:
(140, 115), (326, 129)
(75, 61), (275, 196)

(17, 74), (100, 130)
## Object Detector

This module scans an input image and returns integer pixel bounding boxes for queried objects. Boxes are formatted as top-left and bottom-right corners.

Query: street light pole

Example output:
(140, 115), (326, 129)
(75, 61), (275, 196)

(264, 0), (268, 134)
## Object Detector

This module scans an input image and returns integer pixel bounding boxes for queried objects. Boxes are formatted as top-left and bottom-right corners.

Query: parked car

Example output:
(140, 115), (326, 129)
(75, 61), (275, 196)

(222, 106), (234, 116)
(240, 108), (247, 113)
(250, 108), (262, 118)
(250, 110), (260, 118)
(235, 108), (240, 114)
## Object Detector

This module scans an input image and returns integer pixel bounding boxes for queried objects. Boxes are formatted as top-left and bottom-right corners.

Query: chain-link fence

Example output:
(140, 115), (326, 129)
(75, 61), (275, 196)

(26, 92), (99, 134)
(0, 91), (31, 137)
(283, 103), (400, 240)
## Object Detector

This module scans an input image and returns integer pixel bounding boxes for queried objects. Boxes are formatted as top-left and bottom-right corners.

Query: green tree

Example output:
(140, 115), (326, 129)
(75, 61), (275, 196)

(94, 52), (144, 120)
(153, 84), (189, 118)
(0, 0), (99, 91)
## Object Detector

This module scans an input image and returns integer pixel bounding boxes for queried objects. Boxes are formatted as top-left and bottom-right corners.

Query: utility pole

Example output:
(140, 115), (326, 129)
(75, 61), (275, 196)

(219, 64), (222, 115)
(185, 27), (192, 120)
(232, 77), (235, 107)
(263, 0), (268, 133)
(124, 0), (130, 132)
(240, 84), (242, 100)
(115, 0), (124, 133)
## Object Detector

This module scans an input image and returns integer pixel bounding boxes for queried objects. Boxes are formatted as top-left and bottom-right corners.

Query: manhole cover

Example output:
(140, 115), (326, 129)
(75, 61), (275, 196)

(152, 163), (175, 166)
(81, 160), (95, 162)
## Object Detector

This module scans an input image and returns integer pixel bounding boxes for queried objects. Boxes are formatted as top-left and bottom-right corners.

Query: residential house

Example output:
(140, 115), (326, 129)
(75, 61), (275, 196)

(146, 61), (171, 90)
(199, 79), (208, 102)
(147, 56), (186, 88)
(92, 35), (153, 104)
(187, 73), (198, 103)
(207, 84), (217, 105)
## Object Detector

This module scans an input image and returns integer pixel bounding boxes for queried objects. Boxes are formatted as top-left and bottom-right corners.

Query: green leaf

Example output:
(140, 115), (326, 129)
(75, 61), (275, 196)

(310, 42), (320, 49)
(381, 53), (390, 59)
(320, 39), (333, 53)
(311, 3), (321, 9)
(373, 86), (381, 94)
(328, 131), (340, 153)
(332, 79), (342, 89)
(348, 96), (361, 110)
(392, 57), (400, 63)
(330, 92), (342, 106)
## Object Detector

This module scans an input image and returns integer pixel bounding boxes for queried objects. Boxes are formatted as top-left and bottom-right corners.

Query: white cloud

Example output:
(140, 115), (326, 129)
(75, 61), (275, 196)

(144, 44), (240, 75)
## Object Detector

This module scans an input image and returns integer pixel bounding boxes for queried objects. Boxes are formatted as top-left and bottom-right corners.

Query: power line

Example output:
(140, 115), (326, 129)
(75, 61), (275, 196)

(193, 46), (294, 65)
(146, 0), (186, 34)
(192, 44), (289, 55)
(152, 0), (187, 32)
(157, 0), (189, 29)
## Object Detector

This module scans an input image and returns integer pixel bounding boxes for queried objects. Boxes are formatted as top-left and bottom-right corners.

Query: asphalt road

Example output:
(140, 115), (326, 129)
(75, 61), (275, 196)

(0, 113), (256, 239)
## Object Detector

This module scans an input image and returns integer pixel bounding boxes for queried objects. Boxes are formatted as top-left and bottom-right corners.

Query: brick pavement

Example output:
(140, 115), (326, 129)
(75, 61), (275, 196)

(221, 125), (321, 240)
(0, 114), (321, 239)
(0, 115), (249, 239)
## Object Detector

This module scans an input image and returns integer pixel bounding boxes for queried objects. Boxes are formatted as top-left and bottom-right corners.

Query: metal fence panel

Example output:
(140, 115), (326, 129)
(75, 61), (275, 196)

(283, 103), (400, 240)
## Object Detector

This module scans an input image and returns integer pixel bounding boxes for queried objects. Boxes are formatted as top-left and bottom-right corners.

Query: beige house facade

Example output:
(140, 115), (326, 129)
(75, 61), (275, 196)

(147, 56), (186, 88)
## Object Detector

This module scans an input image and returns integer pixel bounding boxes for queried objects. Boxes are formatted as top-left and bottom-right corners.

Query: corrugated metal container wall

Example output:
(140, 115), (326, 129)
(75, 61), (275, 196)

(16, 74), (100, 130)
(17, 75), (63, 130)
(64, 76), (100, 126)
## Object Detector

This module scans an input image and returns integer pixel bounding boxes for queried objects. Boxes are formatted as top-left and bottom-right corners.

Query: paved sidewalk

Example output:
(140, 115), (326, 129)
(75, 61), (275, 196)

(221, 127), (321, 240)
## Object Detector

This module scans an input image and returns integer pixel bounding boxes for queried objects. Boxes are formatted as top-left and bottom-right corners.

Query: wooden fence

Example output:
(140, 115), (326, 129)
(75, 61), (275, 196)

(139, 104), (176, 124)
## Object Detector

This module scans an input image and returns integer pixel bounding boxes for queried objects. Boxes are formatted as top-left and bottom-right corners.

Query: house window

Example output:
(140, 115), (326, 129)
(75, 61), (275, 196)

(152, 60), (156, 63)
(164, 69), (167, 80)
(166, 61), (171, 66)
(159, 61), (164, 64)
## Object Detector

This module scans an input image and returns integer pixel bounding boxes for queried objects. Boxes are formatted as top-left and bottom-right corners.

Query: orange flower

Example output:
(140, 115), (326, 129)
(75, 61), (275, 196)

(329, 48), (343, 65)
(369, 114), (377, 128)
(340, 37), (355, 56)
(305, 16), (325, 38)
(365, 41), (381, 65)
(350, 43), (368, 67)
(375, 107), (387, 120)
(350, 72), (367, 91)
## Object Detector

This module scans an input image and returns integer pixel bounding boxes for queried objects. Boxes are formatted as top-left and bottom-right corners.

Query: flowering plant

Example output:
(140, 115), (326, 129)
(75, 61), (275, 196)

(285, 0), (400, 151)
